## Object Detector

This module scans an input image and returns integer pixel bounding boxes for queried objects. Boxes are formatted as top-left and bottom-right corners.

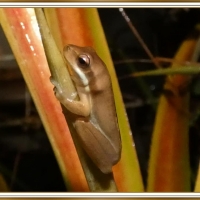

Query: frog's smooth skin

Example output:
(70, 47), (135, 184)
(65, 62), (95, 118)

(54, 44), (121, 174)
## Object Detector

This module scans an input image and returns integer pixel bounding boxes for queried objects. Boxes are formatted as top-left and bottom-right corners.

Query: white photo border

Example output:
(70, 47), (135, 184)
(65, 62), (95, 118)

(0, 192), (199, 197)
(0, 2), (199, 7)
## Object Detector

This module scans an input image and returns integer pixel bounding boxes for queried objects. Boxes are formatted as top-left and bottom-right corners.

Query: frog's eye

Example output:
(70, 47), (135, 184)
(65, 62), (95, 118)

(77, 54), (90, 68)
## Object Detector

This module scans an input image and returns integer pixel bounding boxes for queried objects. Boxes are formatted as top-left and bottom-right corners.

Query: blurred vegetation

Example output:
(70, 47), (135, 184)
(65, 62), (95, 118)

(0, 8), (200, 191)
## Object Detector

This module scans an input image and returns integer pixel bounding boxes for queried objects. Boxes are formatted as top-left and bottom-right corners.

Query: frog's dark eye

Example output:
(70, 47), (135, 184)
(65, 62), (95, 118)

(77, 54), (90, 68)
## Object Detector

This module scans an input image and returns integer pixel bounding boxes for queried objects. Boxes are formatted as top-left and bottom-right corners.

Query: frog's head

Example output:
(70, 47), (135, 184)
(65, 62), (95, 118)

(63, 44), (107, 88)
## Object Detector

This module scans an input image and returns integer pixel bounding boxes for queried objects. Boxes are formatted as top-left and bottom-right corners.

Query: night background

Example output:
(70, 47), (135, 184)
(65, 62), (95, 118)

(0, 8), (200, 191)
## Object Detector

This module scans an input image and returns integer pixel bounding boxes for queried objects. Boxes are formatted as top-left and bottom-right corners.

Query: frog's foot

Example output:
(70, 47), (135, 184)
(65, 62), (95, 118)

(50, 77), (78, 103)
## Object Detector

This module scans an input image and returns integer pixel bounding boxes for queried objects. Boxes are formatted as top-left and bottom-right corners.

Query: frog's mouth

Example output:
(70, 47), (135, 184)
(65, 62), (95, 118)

(63, 57), (87, 87)
(64, 46), (89, 87)
(66, 63), (74, 77)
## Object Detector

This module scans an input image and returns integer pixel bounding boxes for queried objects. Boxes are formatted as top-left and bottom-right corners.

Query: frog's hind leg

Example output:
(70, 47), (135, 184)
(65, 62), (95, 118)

(74, 120), (115, 174)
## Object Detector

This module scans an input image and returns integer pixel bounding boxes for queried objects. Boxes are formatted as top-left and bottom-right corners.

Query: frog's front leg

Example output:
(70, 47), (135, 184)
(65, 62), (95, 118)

(51, 78), (91, 117)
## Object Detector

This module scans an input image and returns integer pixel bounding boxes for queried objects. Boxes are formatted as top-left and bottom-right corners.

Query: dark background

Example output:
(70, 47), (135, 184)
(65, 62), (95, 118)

(0, 8), (200, 191)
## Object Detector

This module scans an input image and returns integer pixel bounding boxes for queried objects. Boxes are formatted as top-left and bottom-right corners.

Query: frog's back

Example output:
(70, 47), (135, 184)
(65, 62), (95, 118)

(89, 59), (121, 164)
